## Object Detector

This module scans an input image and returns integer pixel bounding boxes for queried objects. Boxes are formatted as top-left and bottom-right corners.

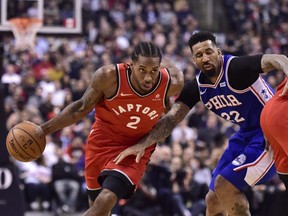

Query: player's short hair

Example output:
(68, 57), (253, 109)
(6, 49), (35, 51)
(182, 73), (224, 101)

(131, 41), (162, 62)
(188, 31), (217, 51)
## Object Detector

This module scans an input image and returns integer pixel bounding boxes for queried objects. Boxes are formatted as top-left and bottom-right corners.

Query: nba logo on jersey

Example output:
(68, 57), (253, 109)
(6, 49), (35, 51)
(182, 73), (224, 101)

(232, 154), (247, 166)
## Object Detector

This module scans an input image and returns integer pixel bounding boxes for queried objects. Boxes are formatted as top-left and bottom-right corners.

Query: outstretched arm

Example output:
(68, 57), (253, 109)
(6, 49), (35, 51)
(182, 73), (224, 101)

(41, 64), (116, 135)
(114, 102), (190, 164)
(261, 54), (288, 75)
(261, 54), (288, 96)
(41, 87), (101, 135)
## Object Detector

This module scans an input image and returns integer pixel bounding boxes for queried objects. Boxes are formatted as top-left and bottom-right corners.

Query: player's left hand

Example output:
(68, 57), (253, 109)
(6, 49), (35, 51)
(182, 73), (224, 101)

(279, 80), (288, 97)
(114, 143), (145, 164)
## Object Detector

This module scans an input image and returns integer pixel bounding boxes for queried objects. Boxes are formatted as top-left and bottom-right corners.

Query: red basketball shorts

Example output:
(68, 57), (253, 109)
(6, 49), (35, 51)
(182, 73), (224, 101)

(85, 128), (156, 191)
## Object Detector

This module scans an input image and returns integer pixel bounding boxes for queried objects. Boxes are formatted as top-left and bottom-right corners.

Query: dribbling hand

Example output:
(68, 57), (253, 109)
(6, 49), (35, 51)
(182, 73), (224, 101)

(114, 143), (145, 164)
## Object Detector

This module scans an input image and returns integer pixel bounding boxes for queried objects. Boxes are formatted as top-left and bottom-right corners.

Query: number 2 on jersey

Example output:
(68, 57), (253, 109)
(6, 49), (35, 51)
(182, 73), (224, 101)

(126, 116), (141, 129)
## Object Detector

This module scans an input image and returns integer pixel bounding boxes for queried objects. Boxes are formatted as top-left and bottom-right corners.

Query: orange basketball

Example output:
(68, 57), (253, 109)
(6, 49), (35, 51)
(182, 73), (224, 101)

(6, 121), (46, 162)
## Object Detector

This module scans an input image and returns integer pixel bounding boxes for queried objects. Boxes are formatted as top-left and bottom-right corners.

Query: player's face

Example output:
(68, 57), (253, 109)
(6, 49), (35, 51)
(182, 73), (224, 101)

(130, 55), (161, 94)
(191, 40), (222, 79)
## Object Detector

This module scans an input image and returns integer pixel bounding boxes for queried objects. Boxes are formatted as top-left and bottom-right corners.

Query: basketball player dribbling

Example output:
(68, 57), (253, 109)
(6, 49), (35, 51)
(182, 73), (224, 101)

(40, 41), (184, 216)
(115, 31), (288, 216)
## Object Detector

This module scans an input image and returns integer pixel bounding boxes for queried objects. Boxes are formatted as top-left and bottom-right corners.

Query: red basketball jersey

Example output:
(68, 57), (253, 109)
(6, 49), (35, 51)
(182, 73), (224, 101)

(92, 63), (170, 146)
(260, 77), (288, 174)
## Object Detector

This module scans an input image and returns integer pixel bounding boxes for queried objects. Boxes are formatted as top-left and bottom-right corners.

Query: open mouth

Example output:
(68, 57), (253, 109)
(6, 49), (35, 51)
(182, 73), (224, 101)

(203, 64), (213, 70)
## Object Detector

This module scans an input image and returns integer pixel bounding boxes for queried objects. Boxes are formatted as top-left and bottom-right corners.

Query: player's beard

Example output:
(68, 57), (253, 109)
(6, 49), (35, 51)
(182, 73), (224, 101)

(203, 68), (217, 78)
(203, 61), (222, 78)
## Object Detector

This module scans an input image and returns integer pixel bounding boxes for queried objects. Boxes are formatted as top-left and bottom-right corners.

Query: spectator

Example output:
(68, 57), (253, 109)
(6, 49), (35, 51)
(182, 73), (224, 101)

(172, 166), (209, 216)
(19, 156), (52, 211)
(32, 53), (54, 81)
(44, 0), (61, 25)
(51, 145), (81, 213)
(171, 118), (197, 148)
(1, 63), (21, 85)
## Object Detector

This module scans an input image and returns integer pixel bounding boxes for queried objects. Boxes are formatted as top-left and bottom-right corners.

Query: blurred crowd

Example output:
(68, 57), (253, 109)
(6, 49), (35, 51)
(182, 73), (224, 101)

(7, 0), (75, 27)
(1, 0), (288, 215)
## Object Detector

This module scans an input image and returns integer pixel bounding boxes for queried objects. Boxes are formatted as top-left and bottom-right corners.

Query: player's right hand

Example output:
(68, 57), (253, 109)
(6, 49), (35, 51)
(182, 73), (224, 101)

(114, 143), (145, 164)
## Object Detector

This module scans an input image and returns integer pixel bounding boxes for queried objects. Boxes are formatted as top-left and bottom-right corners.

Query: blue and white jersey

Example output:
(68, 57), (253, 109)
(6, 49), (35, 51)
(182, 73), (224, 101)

(196, 54), (274, 130)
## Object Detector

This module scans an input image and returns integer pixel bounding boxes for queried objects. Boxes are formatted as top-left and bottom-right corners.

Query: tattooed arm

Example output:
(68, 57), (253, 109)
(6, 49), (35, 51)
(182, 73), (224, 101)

(160, 58), (184, 96)
(261, 54), (288, 96)
(261, 54), (288, 75)
(41, 64), (117, 135)
(161, 58), (184, 113)
(114, 102), (190, 164)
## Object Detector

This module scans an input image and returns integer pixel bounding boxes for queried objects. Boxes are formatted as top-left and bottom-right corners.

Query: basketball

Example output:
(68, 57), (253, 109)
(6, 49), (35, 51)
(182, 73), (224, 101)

(6, 121), (46, 162)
